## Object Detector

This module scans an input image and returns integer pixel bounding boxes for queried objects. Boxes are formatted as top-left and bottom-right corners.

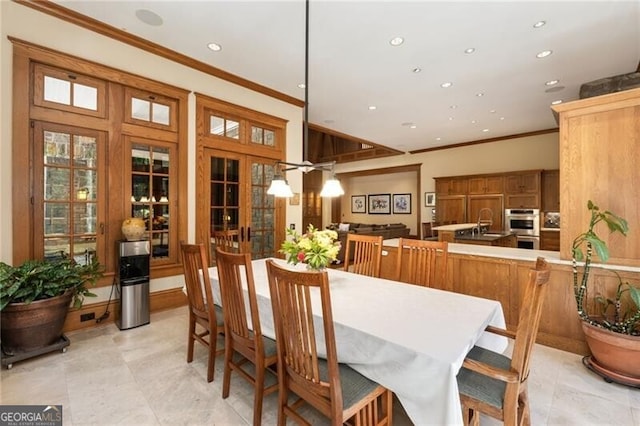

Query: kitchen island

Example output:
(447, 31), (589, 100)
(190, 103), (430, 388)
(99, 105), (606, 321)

(432, 223), (517, 247)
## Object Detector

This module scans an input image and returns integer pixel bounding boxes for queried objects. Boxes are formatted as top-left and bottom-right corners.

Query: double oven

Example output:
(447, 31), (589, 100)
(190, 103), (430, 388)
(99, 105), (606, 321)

(504, 208), (540, 250)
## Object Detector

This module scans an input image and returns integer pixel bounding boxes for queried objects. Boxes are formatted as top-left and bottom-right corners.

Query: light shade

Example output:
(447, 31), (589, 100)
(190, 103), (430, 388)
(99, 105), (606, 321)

(267, 177), (294, 198)
(320, 177), (344, 197)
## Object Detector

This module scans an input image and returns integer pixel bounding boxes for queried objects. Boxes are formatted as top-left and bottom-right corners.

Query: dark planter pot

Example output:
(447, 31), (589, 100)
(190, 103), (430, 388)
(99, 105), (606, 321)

(1, 291), (73, 354)
(582, 320), (640, 387)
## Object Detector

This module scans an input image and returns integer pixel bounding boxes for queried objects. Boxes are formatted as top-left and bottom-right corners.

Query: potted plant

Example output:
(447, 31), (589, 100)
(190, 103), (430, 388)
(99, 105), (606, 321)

(0, 254), (103, 356)
(572, 200), (640, 386)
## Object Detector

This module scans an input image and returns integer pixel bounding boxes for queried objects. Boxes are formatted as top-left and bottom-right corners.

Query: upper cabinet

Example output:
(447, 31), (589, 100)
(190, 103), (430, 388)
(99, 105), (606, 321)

(468, 175), (504, 195)
(504, 171), (541, 209)
(542, 170), (560, 212)
(553, 88), (640, 266)
(436, 177), (468, 196)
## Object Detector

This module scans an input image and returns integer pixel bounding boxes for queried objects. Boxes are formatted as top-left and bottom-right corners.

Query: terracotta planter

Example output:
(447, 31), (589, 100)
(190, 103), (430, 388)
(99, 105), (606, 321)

(0, 291), (73, 354)
(582, 320), (640, 385)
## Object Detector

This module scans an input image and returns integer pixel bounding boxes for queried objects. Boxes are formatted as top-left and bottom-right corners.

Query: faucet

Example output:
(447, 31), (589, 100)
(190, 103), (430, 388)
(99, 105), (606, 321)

(477, 208), (494, 234)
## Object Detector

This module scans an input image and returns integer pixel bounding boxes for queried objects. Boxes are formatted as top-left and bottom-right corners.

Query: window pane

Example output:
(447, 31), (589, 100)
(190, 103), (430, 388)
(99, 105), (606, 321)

(152, 147), (170, 174)
(210, 157), (224, 181)
(132, 174), (150, 202)
(44, 237), (70, 260)
(132, 97), (150, 121)
(43, 76), (71, 105)
(251, 126), (263, 144)
(74, 169), (97, 201)
(226, 183), (239, 207)
(252, 163), (263, 185)
(226, 159), (239, 183)
(226, 120), (240, 139)
(44, 203), (69, 235)
(211, 183), (224, 206)
(72, 236), (97, 266)
(45, 167), (70, 201)
(152, 232), (169, 258)
(44, 131), (70, 166)
(264, 129), (275, 146)
(152, 103), (170, 125)
(132, 146), (151, 173)
(73, 83), (98, 110)
(210, 116), (224, 135)
(74, 135), (97, 168)
(73, 203), (97, 234)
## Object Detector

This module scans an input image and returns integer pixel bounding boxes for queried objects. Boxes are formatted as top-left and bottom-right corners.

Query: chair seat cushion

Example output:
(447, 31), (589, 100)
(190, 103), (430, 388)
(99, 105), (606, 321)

(214, 304), (224, 327)
(457, 345), (512, 410)
(317, 359), (382, 411)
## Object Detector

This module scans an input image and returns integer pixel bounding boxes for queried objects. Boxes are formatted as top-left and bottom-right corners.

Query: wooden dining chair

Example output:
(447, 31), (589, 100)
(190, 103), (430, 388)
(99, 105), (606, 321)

(343, 233), (383, 278)
(395, 238), (448, 287)
(265, 259), (393, 426)
(421, 222), (439, 241)
(180, 242), (225, 382)
(212, 229), (240, 253)
(216, 248), (278, 426)
(457, 257), (551, 426)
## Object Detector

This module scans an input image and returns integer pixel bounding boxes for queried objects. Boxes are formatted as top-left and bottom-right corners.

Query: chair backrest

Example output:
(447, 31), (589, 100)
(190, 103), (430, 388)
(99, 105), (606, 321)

(510, 257), (551, 382)
(215, 248), (264, 352)
(395, 238), (448, 287)
(421, 222), (433, 239)
(213, 229), (240, 253)
(344, 233), (383, 277)
(181, 243), (218, 324)
(266, 259), (344, 421)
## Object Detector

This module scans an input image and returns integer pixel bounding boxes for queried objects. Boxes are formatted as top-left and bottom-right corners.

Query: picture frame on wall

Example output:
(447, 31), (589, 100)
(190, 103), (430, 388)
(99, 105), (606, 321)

(368, 193), (391, 214)
(351, 195), (366, 213)
(393, 193), (412, 214)
(425, 192), (436, 207)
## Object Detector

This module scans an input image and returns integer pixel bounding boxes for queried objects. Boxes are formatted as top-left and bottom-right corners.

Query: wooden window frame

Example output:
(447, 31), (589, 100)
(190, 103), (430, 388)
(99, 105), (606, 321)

(124, 87), (178, 132)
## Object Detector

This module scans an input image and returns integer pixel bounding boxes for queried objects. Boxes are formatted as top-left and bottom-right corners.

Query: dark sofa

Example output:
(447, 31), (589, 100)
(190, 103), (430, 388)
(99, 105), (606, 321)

(328, 222), (410, 263)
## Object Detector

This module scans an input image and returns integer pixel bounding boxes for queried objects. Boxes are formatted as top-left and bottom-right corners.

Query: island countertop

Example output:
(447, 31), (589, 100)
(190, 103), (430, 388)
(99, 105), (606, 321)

(431, 223), (479, 232)
(454, 231), (516, 243)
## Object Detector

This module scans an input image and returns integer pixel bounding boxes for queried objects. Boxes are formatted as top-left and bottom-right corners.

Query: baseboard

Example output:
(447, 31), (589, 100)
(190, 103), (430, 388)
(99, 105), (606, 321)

(62, 288), (187, 333)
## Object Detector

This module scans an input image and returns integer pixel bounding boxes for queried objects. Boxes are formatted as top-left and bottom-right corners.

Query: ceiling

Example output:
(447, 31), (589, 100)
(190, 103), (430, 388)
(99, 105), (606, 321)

(54, 1), (640, 153)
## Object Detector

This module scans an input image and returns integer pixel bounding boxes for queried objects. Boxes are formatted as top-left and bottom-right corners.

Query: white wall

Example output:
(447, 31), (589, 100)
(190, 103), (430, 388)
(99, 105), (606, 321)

(0, 2), (303, 298)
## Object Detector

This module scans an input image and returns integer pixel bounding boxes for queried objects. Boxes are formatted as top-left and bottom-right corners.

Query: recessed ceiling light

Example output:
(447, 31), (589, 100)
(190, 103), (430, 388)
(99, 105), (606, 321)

(482, 128), (490, 132)
(297, 83), (306, 89)
(412, 67), (422, 73)
(464, 48), (476, 54)
(207, 42), (222, 52)
(135, 9), (163, 26)
(368, 105), (377, 110)
(389, 37), (404, 46)
(551, 100), (563, 105)
(536, 50), (553, 58)
(545, 79), (559, 86)
(449, 105), (457, 109)
(471, 120), (477, 124)
(499, 117), (505, 120)
(476, 92), (484, 97)
(489, 109), (496, 113)
(410, 125), (417, 129)
(448, 117), (454, 121)
(533, 20), (546, 28)
(441, 82), (453, 88)
(436, 137), (442, 141)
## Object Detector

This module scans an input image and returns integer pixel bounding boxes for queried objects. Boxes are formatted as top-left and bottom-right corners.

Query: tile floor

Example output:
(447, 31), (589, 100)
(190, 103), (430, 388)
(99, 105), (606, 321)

(1, 306), (638, 425)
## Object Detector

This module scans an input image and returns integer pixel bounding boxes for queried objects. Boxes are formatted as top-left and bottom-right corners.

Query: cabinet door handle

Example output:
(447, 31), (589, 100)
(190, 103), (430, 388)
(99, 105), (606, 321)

(240, 226), (245, 241)
(247, 227), (251, 241)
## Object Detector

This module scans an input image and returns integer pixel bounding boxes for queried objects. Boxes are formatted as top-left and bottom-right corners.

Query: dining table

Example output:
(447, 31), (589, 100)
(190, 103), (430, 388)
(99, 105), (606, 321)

(209, 257), (507, 425)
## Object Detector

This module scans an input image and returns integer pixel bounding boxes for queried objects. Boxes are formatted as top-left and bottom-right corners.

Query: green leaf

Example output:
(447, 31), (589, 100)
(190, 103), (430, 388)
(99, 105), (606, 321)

(629, 285), (640, 310)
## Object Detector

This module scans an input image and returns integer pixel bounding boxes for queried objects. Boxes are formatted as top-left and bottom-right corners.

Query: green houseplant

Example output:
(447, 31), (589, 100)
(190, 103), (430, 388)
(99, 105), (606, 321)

(0, 254), (103, 355)
(572, 200), (640, 385)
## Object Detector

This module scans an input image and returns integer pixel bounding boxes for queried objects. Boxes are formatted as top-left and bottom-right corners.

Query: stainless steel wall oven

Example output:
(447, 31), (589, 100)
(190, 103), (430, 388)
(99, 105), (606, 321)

(505, 209), (540, 249)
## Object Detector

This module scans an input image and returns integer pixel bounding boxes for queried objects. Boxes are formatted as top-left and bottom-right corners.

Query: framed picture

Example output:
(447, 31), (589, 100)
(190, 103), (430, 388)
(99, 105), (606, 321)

(289, 193), (300, 205)
(351, 195), (366, 213)
(368, 193), (391, 214)
(393, 193), (412, 214)
(425, 192), (436, 207)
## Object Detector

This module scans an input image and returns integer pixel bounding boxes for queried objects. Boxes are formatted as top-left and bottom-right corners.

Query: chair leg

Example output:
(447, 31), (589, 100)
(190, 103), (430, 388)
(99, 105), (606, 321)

(187, 315), (195, 363)
(222, 336), (233, 398)
(253, 362), (266, 426)
(518, 387), (531, 426)
(207, 331), (216, 383)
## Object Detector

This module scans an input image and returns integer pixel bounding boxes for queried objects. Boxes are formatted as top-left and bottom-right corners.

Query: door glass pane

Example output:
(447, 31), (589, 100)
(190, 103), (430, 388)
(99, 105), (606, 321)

(44, 203), (69, 235)
(152, 147), (170, 174)
(152, 103), (170, 125)
(72, 236), (96, 265)
(44, 131), (70, 166)
(73, 203), (97, 234)
(226, 183), (239, 206)
(152, 232), (169, 258)
(74, 170), (97, 201)
(74, 135), (97, 168)
(252, 163), (263, 185)
(44, 237), (69, 261)
(211, 157), (224, 181)
(132, 174), (150, 202)
(45, 167), (70, 201)
(132, 146), (151, 172)
(132, 98), (150, 121)
(73, 83), (98, 110)
(211, 183), (224, 206)
(227, 159), (239, 182)
(44, 76), (71, 105)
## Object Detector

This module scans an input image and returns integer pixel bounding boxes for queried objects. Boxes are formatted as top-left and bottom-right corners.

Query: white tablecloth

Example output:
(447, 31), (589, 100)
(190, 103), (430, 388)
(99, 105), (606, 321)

(209, 258), (506, 425)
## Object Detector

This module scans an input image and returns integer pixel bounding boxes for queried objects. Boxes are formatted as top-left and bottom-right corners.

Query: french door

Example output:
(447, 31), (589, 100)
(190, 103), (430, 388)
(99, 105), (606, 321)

(199, 148), (285, 265)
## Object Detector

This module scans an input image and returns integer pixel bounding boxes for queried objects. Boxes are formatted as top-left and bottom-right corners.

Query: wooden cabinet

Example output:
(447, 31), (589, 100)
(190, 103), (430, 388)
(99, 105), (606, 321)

(553, 88), (640, 266)
(542, 170), (560, 212)
(504, 171), (541, 208)
(468, 175), (504, 195)
(540, 230), (560, 251)
(467, 194), (504, 232)
(435, 177), (468, 196)
(435, 195), (466, 225)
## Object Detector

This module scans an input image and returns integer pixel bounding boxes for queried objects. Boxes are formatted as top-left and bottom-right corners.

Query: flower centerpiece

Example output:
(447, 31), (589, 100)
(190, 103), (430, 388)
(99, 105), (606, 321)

(280, 224), (341, 270)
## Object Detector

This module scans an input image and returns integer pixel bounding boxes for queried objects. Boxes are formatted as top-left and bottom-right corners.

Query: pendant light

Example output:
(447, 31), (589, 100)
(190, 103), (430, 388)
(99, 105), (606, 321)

(267, 0), (344, 198)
